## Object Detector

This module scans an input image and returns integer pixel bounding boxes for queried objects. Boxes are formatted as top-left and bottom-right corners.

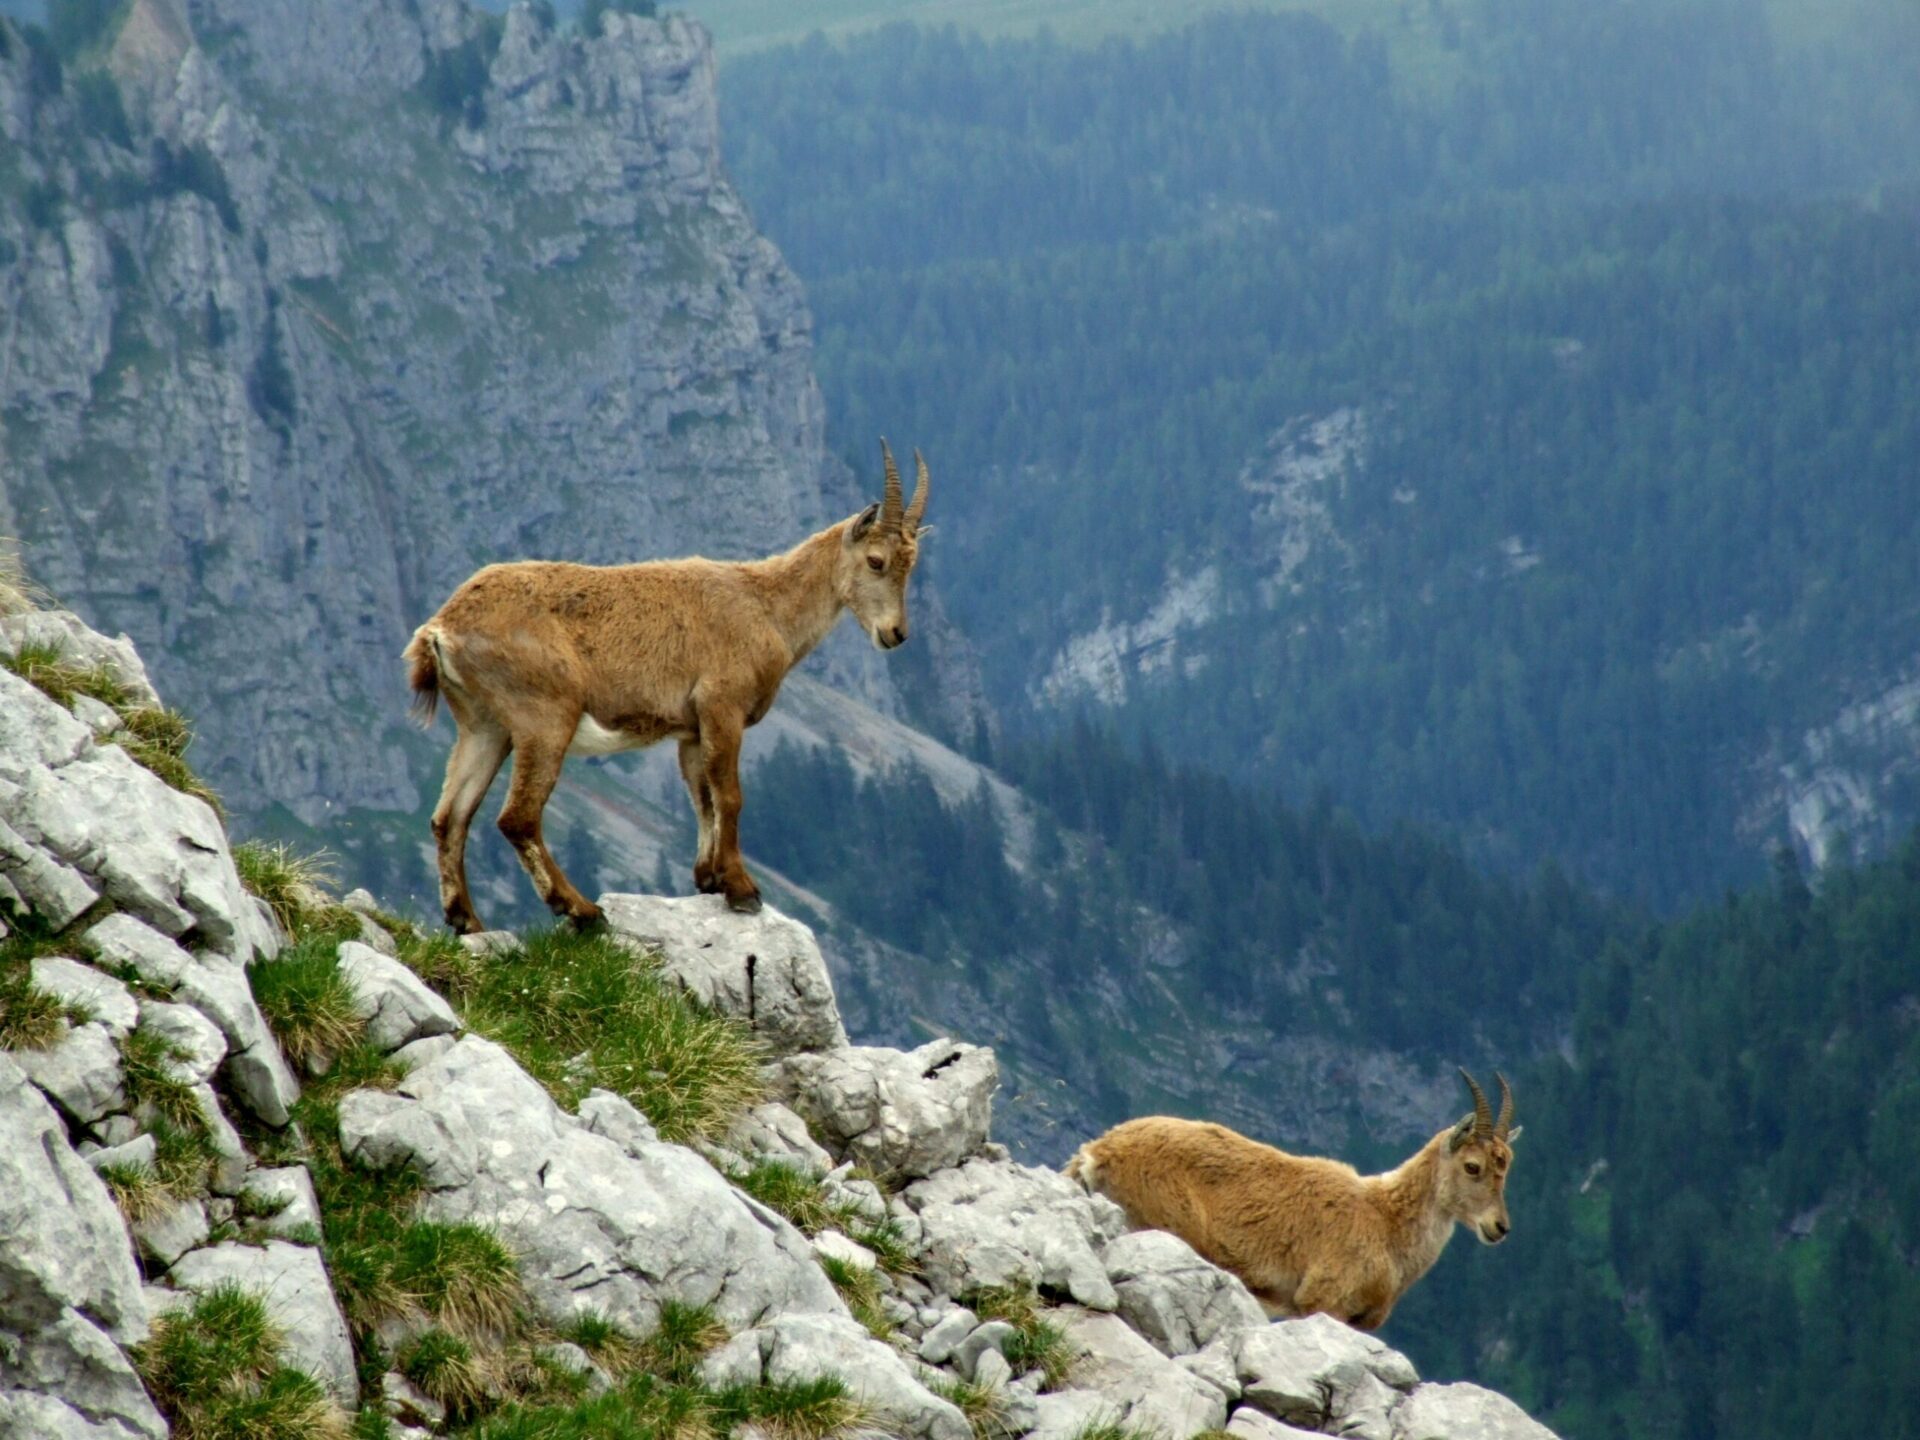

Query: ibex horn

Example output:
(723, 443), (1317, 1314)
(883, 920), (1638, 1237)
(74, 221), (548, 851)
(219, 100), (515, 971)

(880, 438), (904, 529)
(1494, 1072), (1514, 1139)
(1459, 1067), (1493, 1137)
(905, 449), (930, 532)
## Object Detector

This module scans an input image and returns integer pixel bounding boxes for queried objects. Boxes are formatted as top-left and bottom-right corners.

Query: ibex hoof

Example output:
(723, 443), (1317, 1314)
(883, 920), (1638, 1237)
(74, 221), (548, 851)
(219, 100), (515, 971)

(725, 892), (762, 916)
(567, 906), (607, 933)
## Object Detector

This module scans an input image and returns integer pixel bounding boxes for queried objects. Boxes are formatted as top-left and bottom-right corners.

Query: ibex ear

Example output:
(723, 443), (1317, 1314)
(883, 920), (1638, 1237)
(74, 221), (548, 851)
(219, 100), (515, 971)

(1447, 1114), (1476, 1152)
(849, 504), (880, 541)
(1504, 1125), (1523, 1146)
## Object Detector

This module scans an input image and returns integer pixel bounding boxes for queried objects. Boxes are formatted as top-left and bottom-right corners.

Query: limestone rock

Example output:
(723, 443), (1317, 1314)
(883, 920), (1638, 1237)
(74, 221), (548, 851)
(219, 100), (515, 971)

(29, 958), (138, 1036)
(337, 1035), (844, 1335)
(167, 1241), (358, 1407)
(601, 893), (848, 1055)
(137, 1001), (227, 1085)
(134, 1198), (210, 1269)
(1101, 1228), (1268, 1355)
(901, 1156), (1127, 1310)
(771, 1039), (997, 1183)
(14, 1023), (127, 1125)
(334, 940), (460, 1052)
(916, 1305), (978, 1365)
(0, 1308), (167, 1440)
(240, 1165), (323, 1238)
(1393, 1382), (1561, 1440)
(1227, 1407), (1327, 1440)
(1228, 1314), (1419, 1437)
(728, 1312), (970, 1440)
(1057, 1307), (1230, 1436)
(722, 1100), (834, 1175)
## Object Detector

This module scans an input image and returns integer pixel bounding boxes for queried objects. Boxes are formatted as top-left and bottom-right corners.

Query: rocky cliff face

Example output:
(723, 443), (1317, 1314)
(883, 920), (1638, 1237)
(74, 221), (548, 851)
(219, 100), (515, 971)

(0, 601), (1561, 1440)
(0, 0), (976, 828)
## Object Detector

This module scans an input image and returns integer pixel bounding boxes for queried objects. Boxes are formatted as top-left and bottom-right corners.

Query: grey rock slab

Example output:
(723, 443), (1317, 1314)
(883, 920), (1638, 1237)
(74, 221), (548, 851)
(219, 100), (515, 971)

(1392, 1382), (1561, 1440)
(811, 1230), (877, 1273)
(30, 958), (138, 1035)
(335, 940), (460, 1052)
(901, 1156), (1127, 1310)
(0, 1053), (149, 1346)
(337, 1036), (844, 1336)
(1228, 1408), (1327, 1440)
(575, 1088), (660, 1151)
(459, 930), (521, 957)
(770, 1038), (997, 1184)
(82, 914), (195, 989)
(1181, 1341), (1244, 1403)
(191, 1083), (250, 1195)
(1231, 1314), (1419, 1433)
(723, 1099), (833, 1174)
(241, 1166), (322, 1238)
(172, 956), (299, 1126)
(916, 1305), (978, 1365)
(600, 893), (848, 1055)
(392, 1033), (459, 1072)
(1058, 1307), (1229, 1437)
(168, 1241), (358, 1407)
(0, 611), (160, 709)
(1025, 1389), (1123, 1440)
(14, 1023), (126, 1125)
(0, 811), (100, 929)
(0, 1306), (167, 1440)
(85, 1133), (158, 1175)
(973, 1347), (1013, 1391)
(1102, 1228), (1268, 1356)
(738, 1312), (970, 1440)
(134, 1199), (209, 1269)
(136, 1001), (227, 1085)
(953, 1320), (1019, 1382)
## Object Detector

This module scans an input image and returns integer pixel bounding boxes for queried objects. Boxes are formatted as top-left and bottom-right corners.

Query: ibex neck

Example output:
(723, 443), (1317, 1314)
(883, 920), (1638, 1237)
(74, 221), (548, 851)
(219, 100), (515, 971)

(1368, 1134), (1457, 1289)
(749, 521), (850, 662)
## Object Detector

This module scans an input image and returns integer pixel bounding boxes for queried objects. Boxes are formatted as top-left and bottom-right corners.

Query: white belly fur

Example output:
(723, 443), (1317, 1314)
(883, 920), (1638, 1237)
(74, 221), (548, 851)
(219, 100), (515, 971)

(567, 713), (643, 757)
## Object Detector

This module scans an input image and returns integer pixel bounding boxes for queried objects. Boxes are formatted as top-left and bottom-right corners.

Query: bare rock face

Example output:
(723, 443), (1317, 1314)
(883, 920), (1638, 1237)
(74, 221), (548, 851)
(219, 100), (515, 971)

(600, 893), (848, 1055)
(769, 1038), (998, 1183)
(1100, 1229), (1268, 1356)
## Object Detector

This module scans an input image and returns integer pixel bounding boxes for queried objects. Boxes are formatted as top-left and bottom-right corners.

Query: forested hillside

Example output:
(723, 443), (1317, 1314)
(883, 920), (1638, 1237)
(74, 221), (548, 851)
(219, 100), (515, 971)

(1396, 837), (1920, 1440)
(720, 2), (1920, 905)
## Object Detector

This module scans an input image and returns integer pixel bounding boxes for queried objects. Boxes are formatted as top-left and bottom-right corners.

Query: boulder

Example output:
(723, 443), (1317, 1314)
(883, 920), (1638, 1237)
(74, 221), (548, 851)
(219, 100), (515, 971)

(1227, 1407), (1327, 1440)
(13, 1023), (126, 1125)
(172, 956), (300, 1126)
(1226, 1314), (1419, 1439)
(85, 1133), (158, 1175)
(167, 1241), (358, 1407)
(0, 1308), (167, 1440)
(901, 1156), (1127, 1310)
(133, 1198), (209, 1269)
(1393, 1382), (1561, 1440)
(83, 914), (196, 988)
(600, 893), (848, 1055)
(722, 1100), (834, 1175)
(1057, 1307), (1230, 1436)
(715, 1312), (970, 1440)
(1025, 1388), (1124, 1440)
(334, 940), (460, 1052)
(770, 1039), (997, 1183)
(916, 1305), (978, 1365)
(1101, 1229), (1268, 1356)
(337, 1036), (844, 1335)
(241, 1166), (324, 1239)
(136, 1001), (227, 1085)
(29, 957), (138, 1035)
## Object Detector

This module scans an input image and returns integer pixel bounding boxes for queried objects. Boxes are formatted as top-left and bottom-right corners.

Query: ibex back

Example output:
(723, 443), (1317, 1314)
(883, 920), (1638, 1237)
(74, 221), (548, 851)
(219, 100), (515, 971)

(405, 441), (930, 931)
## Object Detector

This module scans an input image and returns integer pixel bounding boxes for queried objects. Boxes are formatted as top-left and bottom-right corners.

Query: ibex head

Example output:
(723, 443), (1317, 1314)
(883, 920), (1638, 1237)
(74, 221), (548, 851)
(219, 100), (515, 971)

(843, 439), (929, 650)
(1440, 1068), (1522, 1245)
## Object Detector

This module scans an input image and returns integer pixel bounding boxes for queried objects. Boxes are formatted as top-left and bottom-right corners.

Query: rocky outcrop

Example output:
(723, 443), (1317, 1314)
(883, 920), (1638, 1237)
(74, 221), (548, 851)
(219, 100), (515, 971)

(0, 603), (1560, 1439)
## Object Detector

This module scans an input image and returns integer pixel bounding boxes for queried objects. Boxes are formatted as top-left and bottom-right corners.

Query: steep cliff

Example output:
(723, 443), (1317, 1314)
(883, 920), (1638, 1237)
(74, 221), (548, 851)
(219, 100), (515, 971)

(0, 0), (973, 830)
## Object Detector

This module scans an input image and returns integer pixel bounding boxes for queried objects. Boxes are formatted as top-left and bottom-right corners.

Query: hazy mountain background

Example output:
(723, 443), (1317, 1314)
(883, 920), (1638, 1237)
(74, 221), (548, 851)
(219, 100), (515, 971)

(4, 0), (1919, 1436)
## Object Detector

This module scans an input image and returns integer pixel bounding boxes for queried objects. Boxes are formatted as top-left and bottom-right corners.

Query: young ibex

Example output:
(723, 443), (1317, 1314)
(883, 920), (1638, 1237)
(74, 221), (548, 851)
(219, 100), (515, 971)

(1066, 1070), (1521, 1331)
(404, 441), (930, 931)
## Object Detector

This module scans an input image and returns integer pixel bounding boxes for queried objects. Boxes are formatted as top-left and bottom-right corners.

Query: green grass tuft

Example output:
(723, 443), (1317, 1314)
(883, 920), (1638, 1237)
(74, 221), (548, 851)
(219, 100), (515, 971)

(559, 1308), (647, 1377)
(712, 1374), (868, 1440)
(112, 706), (223, 814)
(98, 1160), (173, 1224)
(638, 1300), (730, 1386)
(817, 1253), (891, 1341)
(0, 962), (68, 1050)
(968, 1284), (1072, 1390)
(232, 840), (359, 939)
(248, 934), (366, 1065)
(1, 639), (131, 709)
(150, 1117), (218, 1199)
(399, 1328), (492, 1417)
(135, 1281), (351, 1438)
(393, 926), (484, 1003)
(929, 1373), (1014, 1440)
(390, 1221), (524, 1341)
(730, 1158), (839, 1233)
(119, 1025), (207, 1129)
(456, 926), (763, 1143)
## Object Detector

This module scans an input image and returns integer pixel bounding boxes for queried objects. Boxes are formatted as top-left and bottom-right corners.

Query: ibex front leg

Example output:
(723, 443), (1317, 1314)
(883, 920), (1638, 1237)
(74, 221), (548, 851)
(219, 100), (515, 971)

(677, 737), (719, 895)
(698, 710), (761, 914)
(497, 726), (604, 929)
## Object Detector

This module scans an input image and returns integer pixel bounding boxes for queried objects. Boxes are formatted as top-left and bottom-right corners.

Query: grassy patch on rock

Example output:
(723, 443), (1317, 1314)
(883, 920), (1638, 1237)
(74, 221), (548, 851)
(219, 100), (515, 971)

(967, 1283), (1073, 1391)
(232, 840), (360, 940)
(250, 933), (367, 1066)
(394, 924), (763, 1145)
(135, 1281), (352, 1440)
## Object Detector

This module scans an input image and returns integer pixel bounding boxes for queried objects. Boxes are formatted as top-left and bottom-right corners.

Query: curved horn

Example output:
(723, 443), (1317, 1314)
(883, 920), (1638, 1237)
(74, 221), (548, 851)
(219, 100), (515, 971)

(1459, 1067), (1493, 1137)
(1494, 1072), (1514, 1139)
(905, 449), (930, 532)
(879, 438), (904, 529)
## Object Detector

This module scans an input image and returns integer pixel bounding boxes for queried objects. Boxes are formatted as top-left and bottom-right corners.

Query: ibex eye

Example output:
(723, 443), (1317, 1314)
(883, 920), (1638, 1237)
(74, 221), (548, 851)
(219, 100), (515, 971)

(867, 556), (886, 572)
(1465, 1162), (1482, 1177)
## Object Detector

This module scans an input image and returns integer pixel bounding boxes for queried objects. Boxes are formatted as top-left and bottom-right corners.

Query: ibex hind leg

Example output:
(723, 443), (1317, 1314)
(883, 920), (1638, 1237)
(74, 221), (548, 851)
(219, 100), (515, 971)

(431, 724), (510, 935)
(497, 732), (604, 929)
(676, 738), (719, 894)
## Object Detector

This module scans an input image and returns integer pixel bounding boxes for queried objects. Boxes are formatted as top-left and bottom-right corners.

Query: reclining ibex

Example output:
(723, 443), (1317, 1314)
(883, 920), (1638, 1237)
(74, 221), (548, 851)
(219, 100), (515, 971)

(404, 442), (930, 931)
(1066, 1070), (1521, 1331)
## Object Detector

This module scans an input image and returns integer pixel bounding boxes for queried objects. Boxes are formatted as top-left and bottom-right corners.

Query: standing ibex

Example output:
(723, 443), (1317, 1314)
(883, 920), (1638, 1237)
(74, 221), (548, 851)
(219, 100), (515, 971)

(1066, 1070), (1522, 1331)
(404, 442), (930, 931)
